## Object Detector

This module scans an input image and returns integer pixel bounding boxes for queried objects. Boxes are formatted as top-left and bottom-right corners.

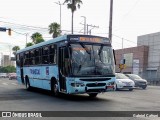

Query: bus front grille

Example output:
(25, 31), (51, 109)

(86, 83), (106, 87)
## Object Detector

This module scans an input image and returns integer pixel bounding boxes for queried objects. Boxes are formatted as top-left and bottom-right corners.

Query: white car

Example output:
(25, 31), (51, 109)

(115, 73), (135, 91)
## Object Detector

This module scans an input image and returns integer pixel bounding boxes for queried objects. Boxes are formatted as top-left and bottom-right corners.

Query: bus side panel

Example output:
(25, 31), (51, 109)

(16, 66), (22, 84)
(23, 67), (35, 87)
(42, 65), (59, 90)
(22, 65), (59, 90)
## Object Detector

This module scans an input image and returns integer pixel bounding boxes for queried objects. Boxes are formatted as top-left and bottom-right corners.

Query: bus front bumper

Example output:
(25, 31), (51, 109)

(67, 85), (115, 94)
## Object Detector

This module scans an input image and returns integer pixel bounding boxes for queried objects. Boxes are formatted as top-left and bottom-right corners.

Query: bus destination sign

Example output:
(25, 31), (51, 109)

(69, 36), (109, 43)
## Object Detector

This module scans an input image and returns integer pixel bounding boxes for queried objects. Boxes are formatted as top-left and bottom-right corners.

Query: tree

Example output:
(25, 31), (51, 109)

(26, 32), (44, 47)
(48, 22), (61, 38)
(12, 46), (20, 56)
(0, 66), (16, 73)
(64, 0), (82, 34)
(26, 42), (34, 47)
(31, 32), (44, 44)
(12, 46), (20, 52)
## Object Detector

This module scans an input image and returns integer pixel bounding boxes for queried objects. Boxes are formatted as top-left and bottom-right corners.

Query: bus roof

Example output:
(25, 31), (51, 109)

(17, 35), (67, 54)
(17, 34), (109, 54)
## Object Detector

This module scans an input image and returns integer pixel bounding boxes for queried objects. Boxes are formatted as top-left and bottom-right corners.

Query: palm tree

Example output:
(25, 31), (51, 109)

(64, 0), (82, 34)
(12, 46), (20, 56)
(31, 32), (44, 44)
(48, 22), (61, 38)
(12, 46), (20, 52)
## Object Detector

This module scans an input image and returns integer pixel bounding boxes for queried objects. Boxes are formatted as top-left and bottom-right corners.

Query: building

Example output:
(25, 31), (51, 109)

(115, 31), (160, 84)
(1, 55), (15, 67)
(115, 46), (149, 77)
(137, 32), (160, 81)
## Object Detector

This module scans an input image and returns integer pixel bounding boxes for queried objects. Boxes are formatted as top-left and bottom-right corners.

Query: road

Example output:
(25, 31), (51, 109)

(0, 78), (160, 120)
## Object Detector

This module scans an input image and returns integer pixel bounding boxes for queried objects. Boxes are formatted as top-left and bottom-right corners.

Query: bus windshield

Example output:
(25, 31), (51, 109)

(70, 43), (115, 76)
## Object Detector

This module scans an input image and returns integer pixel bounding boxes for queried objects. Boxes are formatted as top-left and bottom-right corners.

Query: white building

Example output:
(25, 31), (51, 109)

(138, 32), (160, 81)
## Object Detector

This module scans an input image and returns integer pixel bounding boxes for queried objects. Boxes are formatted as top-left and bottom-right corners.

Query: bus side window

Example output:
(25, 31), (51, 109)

(35, 48), (41, 65)
(30, 50), (35, 65)
(42, 46), (49, 64)
(49, 45), (56, 64)
(24, 51), (29, 66)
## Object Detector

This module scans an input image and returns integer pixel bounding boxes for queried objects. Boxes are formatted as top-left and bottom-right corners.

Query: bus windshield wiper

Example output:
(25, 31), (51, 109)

(98, 45), (103, 62)
(76, 43), (92, 73)
(80, 43), (91, 54)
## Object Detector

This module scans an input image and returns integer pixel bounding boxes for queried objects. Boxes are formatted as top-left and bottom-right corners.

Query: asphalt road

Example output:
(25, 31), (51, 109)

(0, 78), (160, 120)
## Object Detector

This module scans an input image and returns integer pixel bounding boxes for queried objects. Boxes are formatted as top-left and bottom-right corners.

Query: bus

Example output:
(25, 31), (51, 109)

(16, 34), (116, 97)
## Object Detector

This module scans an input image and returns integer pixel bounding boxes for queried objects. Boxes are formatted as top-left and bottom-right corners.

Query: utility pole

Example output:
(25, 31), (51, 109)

(81, 16), (86, 34)
(109, 0), (113, 43)
(122, 38), (124, 49)
(86, 24), (99, 35)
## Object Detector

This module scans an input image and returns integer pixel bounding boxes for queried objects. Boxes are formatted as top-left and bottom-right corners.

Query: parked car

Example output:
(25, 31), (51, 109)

(125, 74), (147, 89)
(115, 73), (135, 91)
(8, 73), (17, 80)
(0, 73), (8, 78)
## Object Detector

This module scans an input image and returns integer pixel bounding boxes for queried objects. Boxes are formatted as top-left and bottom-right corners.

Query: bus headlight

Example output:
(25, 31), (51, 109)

(71, 81), (85, 87)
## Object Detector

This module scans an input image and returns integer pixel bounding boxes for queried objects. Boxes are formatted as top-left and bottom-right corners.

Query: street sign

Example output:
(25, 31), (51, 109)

(0, 27), (7, 32)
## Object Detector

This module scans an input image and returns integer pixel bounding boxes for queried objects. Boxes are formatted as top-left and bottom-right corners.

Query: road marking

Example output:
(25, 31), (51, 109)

(2, 83), (8, 85)
(11, 83), (18, 85)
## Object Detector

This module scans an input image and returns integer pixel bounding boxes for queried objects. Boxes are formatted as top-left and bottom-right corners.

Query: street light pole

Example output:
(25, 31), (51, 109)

(81, 16), (86, 34)
(55, 1), (64, 31)
(109, 0), (113, 43)
(25, 33), (29, 45)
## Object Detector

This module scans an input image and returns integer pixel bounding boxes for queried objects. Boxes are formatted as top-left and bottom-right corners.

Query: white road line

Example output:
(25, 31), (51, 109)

(2, 83), (8, 85)
(11, 83), (18, 85)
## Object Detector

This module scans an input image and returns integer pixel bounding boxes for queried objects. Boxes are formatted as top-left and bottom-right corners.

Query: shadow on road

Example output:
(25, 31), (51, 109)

(24, 87), (111, 102)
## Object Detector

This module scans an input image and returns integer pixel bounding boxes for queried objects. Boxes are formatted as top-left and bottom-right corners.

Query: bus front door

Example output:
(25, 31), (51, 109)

(59, 47), (67, 92)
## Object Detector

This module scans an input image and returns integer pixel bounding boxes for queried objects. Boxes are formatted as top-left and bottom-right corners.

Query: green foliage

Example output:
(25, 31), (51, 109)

(35, 37), (44, 44)
(25, 32), (44, 47)
(0, 66), (16, 73)
(31, 32), (44, 44)
(26, 42), (34, 47)
(12, 46), (20, 56)
(48, 22), (61, 38)
(64, 0), (82, 12)
(12, 46), (20, 52)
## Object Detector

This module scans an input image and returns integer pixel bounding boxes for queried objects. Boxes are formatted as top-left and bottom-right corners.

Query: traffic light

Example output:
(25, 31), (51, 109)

(0, 27), (7, 32)
(8, 28), (11, 36)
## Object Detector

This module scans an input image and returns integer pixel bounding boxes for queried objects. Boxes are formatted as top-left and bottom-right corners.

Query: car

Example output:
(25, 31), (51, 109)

(115, 73), (135, 91)
(125, 74), (147, 89)
(0, 73), (8, 78)
(8, 73), (17, 80)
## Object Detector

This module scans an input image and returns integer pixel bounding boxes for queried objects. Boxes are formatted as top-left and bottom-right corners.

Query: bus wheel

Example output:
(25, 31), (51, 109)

(51, 81), (59, 96)
(88, 93), (98, 98)
(25, 77), (31, 90)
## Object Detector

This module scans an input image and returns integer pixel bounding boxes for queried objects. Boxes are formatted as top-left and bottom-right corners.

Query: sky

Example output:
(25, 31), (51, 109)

(1, 0), (160, 56)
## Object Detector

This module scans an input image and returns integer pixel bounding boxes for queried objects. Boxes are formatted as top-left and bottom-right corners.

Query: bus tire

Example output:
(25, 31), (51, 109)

(88, 93), (98, 98)
(25, 77), (31, 90)
(51, 79), (59, 96)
